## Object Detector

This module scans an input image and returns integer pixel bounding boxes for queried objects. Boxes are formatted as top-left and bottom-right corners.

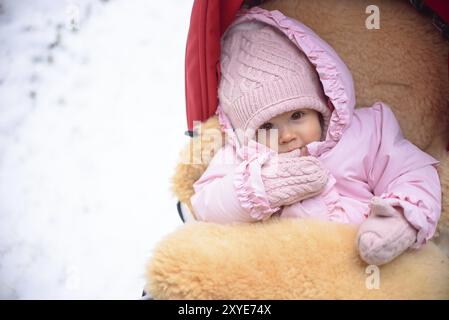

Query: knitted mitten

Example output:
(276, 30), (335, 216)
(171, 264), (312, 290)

(261, 149), (329, 208)
(357, 196), (418, 265)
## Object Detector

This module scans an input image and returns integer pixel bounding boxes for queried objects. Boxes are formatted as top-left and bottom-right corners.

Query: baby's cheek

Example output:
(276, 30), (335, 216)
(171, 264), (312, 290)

(307, 120), (323, 142)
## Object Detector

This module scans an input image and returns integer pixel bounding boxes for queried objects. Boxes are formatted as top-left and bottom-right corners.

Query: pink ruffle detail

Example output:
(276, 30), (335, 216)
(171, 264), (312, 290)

(379, 192), (437, 249)
(216, 104), (238, 149)
(233, 153), (279, 221)
(320, 175), (348, 223)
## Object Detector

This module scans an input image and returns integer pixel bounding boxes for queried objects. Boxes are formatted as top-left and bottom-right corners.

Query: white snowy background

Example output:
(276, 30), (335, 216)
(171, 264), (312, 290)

(0, 0), (194, 299)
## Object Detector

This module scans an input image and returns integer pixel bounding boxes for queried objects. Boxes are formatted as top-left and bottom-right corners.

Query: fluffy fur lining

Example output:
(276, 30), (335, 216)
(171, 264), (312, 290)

(146, 218), (449, 299)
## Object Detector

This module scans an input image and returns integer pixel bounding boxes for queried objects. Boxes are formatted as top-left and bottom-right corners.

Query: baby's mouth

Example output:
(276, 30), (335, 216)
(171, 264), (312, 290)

(276, 147), (299, 154)
(287, 146), (302, 153)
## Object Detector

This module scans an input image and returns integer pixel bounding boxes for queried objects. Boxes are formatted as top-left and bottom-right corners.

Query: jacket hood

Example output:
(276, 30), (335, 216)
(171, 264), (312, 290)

(217, 6), (356, 157)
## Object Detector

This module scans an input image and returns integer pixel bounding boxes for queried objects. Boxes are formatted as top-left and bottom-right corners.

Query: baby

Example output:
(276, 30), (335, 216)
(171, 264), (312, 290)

(190, 8), (441, 266)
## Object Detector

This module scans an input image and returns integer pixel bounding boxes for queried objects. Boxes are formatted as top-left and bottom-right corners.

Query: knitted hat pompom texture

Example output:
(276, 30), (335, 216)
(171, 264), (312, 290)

(218, 21), (331, 139)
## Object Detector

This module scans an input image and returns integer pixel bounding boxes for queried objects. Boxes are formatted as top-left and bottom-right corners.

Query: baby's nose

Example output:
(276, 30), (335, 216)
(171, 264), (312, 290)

(279, 127), (296, 144)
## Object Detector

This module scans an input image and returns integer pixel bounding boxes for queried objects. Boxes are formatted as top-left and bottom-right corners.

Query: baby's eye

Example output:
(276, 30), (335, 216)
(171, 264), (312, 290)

(291, 111), (305, 120)
(259, 122), (273, 130)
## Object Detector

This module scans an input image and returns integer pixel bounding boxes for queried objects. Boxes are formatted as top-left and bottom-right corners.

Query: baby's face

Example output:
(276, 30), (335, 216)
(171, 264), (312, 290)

(256, 109), (322, 154)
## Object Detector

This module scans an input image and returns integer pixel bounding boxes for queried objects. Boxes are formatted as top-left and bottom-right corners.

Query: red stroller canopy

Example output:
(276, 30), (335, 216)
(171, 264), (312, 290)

(184, 0), (244, 133)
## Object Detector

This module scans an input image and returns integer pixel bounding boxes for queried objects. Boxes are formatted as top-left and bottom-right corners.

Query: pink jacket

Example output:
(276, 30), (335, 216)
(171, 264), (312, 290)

(190, 7), (441, 248)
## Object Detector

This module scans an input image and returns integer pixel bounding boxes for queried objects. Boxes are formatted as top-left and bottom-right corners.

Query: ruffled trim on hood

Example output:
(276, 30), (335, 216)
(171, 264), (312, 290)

(217, 7), (356, 158)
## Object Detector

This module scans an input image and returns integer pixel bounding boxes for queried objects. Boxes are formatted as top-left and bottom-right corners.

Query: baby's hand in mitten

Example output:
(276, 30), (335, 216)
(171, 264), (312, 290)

(357, 197), (418, 265)
(261, 149), (329, 208)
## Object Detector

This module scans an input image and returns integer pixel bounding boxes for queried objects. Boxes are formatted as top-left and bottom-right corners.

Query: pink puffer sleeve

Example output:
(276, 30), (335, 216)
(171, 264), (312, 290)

(191, 145), (279, 224)
(366, 103), (441, 248)
(280, 173), (366, 224)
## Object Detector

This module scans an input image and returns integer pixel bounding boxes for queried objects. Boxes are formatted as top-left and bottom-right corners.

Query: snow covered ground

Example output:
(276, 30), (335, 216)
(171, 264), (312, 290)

(0, 0), (194, 299)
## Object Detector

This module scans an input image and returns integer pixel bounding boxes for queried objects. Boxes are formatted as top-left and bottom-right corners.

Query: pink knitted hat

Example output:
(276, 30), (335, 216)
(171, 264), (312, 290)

(218, 21), (331, 138)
